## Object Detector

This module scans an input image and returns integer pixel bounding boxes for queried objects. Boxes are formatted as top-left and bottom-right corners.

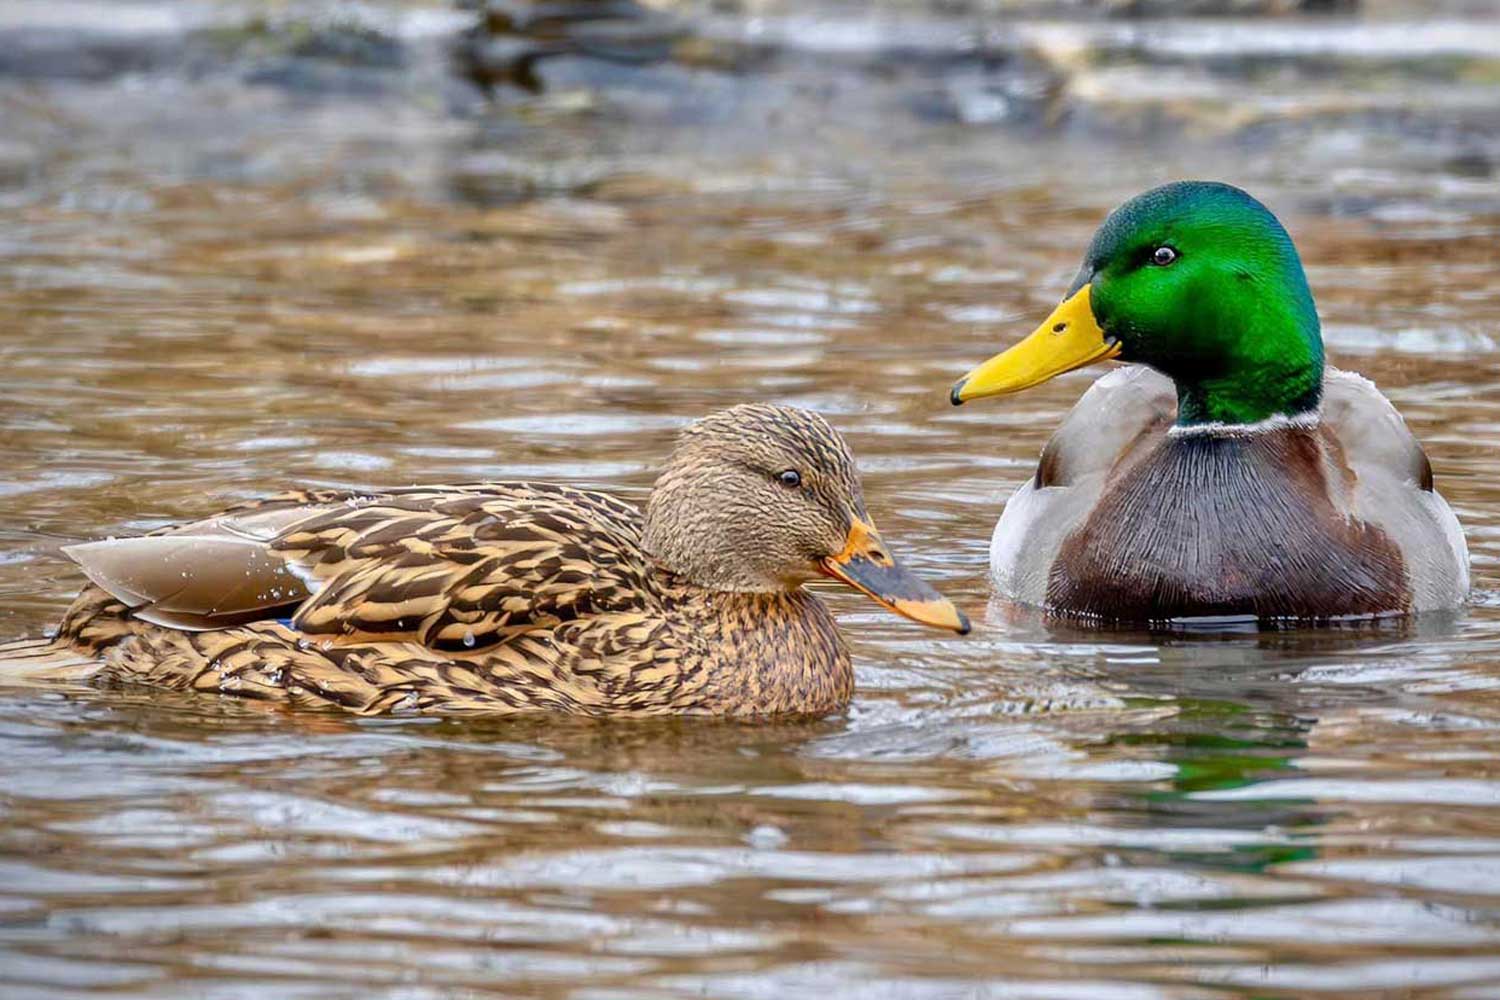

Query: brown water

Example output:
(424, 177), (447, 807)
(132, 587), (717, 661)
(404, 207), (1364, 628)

(4, 2), (1500, 997)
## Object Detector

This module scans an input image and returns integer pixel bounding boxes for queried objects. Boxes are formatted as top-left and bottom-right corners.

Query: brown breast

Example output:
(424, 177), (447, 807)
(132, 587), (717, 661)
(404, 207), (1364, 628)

(1047, 425), (1411, 621)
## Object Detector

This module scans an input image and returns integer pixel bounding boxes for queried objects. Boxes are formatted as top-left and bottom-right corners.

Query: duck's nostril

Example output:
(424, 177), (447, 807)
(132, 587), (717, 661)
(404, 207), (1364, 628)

(1053, 322), (1068, 333)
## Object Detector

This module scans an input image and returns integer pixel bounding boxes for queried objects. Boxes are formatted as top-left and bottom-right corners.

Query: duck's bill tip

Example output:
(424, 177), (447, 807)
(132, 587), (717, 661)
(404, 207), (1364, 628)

(823, 562), (972, 635)
(819, 524), (970, 635)
(889, 596), (971, 634)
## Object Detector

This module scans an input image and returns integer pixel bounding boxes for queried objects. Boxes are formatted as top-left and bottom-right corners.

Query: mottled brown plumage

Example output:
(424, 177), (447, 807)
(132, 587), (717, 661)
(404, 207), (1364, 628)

(17, 405), (967, 717)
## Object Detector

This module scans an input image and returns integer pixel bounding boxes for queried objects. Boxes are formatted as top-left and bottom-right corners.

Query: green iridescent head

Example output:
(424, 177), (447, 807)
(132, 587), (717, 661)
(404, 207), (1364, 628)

(952, 181), (1325, 426)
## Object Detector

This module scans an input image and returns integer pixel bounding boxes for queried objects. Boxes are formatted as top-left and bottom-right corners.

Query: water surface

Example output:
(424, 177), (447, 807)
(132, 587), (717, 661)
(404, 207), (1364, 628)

(3, 2), (1500, 996)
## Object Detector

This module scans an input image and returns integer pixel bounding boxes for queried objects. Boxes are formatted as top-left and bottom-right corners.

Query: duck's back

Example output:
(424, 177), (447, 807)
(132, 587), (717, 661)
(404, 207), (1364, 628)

(991, 366), (1468, 621)
(63, 482), (657, 642)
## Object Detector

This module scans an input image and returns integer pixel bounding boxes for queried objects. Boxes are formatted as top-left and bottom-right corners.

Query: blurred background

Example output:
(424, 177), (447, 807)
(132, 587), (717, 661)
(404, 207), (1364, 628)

(3, 1), (1500, 997)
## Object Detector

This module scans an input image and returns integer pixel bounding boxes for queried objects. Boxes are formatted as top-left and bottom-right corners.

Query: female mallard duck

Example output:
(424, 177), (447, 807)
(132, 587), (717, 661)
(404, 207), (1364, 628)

(951, 181), (1469, 622)
(12, 404), (968, 716)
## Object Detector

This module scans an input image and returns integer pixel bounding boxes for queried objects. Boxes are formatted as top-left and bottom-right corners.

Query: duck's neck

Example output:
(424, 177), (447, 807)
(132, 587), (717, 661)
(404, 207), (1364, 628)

(674, 588), (852, 717)
(1174, 358), (1323, 426)
(1167, 304), (1325, 427)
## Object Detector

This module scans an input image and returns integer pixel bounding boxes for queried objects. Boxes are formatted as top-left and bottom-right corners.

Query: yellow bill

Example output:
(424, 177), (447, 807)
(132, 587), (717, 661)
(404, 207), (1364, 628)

(820, 520), (970, 634)
(950, 284), (1121, 404)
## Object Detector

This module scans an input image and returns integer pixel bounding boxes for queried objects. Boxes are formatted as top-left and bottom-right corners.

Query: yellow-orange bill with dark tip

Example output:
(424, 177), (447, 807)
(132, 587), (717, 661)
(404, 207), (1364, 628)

(950, 283), (1121, 405)
(819, 520), (971, 634)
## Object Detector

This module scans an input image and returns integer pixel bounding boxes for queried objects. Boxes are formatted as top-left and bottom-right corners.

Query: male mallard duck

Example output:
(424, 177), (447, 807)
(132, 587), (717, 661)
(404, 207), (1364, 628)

(11, 404), (968, 716)
(951, 181), (1469, 622)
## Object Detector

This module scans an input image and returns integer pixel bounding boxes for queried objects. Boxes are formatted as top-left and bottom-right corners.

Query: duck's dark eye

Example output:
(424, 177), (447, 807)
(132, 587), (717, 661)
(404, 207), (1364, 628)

(777, 469), (802, 489)
(1151, 246), (1178, 267)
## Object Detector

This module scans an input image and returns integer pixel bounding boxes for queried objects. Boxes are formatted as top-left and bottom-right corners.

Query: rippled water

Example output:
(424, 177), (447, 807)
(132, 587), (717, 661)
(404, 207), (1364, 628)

(3, 2), (1500, 997)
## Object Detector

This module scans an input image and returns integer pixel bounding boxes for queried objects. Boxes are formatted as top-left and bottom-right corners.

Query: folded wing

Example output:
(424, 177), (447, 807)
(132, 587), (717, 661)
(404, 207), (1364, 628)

(63, 483), (659, 646)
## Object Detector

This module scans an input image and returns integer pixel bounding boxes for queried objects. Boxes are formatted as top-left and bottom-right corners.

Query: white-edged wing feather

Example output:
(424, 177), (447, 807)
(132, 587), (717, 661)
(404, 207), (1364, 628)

(61, 505), (337, 631)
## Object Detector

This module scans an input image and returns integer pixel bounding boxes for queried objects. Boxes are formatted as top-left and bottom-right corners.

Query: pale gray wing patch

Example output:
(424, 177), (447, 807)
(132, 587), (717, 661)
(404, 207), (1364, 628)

(1320, 368), (1470, 610)
(1321, 369), (1433, 487)
(62, 531), (314, 631)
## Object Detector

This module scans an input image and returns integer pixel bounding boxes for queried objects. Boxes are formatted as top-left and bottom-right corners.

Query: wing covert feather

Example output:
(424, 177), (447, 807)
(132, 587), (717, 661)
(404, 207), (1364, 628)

(270, 483), (660, 648)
